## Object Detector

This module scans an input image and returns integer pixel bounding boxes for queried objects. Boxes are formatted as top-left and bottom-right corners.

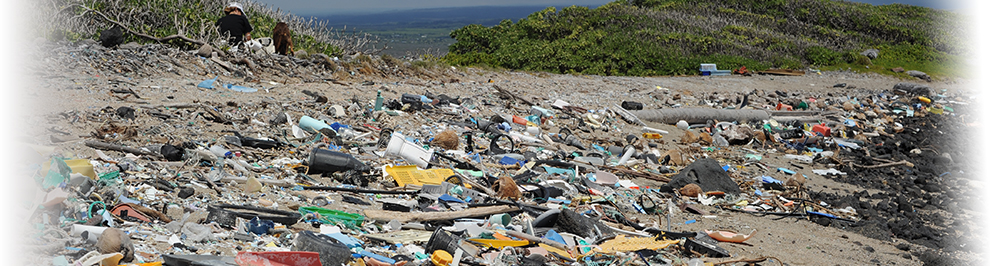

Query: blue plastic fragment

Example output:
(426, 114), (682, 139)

(722, 165), (730, 171)
(761, 176), (783, 184)
(247, 217), (274, 235)
(543, 166), (574, 177)
(329, 122), (350, 132)
(499, 156), (523, 166)
(359, 250), (396, 264)
(468, 152), (481, 163)
(438, 194), (466, 203)
(197, 76), (218, 89)
(327, 232), (363, 248)
(685, 219), (697, 224)
(223, 83), (258, 92)
(807, 211), (837, 219)
(543, 229), (567, 245)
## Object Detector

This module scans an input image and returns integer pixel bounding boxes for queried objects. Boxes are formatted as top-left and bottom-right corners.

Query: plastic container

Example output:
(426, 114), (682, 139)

(71, 224), (107, 243)
(642, 126), (669, 134)
(210, 145), (232, 159)
(712, 70), (732, 76)
(509, 131), (541, 143)
(292, 231), (354, 266)
(308, 148), (371, 174)
(223, 84), (257, 92)
(811, 124), (831, 137)
(616, 146), (636, 165)
(489, 213), (511, 226)
(384, 133), (434, 168)
(374, 90), (384, 111)
(40, 158), (97, 180)
(592, 170), (618, 185)
(700, 64), (717, 72)
(511, 115), (529, 125)
(298, 116), (336, 135)
(620, 101), (643, 110)
(401, 93), (421, 105)
(525, 126), (541, 136)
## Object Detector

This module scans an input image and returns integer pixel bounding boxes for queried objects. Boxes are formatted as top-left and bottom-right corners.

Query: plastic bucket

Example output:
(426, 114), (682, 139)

(385, 133), (434, 168)
(425, 228), (463, 255)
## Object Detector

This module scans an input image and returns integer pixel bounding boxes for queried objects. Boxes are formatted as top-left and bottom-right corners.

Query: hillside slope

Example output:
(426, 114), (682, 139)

(444, 0), (967, 78)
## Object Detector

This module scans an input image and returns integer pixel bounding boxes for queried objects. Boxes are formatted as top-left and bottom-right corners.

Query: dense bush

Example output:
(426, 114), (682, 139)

(444, 0), (966, 77)
(37, 0), (386, 56)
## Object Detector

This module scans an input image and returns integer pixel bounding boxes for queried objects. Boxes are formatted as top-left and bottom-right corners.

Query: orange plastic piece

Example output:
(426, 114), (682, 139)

(705, 191), (725, 196)
(811, 124), (831, 137)
(492, 232), (513, 240)
(705, 229), (756, 243)
(776, 103), (793, 111)
(511, 115), (528, 125)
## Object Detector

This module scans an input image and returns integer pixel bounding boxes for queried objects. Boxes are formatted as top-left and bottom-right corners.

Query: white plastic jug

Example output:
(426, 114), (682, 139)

(384, 133), (434, 168)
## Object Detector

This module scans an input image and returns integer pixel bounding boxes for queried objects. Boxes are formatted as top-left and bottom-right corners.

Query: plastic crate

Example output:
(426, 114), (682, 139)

(700, 64), (717, 72)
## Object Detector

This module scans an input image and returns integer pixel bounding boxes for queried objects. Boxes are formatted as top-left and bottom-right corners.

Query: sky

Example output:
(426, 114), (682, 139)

(255, 0), (970, 16)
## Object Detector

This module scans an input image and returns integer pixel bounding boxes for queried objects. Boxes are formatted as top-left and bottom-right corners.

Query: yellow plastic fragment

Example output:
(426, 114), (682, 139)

(467, 238), (529, 249)
(539, 243), (572, 259)
(384, 165), (454, 186)
(596, 235), (680, 253)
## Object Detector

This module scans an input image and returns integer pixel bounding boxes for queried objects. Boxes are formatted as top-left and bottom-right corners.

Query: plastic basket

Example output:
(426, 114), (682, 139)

(700, 64), (717, 71)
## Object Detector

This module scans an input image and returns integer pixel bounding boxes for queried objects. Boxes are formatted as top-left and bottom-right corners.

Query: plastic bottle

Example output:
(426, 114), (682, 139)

(209, 145), (232, 170)
(509, 131), (542, 143)
(617, 146), (636, 165)
(309, 149), (371, 174)
(210, 145), (233, 159)
(374, 90), (384, 111)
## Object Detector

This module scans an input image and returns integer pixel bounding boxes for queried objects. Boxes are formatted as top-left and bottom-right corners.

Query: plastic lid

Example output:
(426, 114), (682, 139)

(431, 250), (452, 266)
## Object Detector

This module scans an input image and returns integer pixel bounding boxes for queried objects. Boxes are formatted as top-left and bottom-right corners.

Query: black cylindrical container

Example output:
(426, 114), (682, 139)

(308, 149), (371, 174)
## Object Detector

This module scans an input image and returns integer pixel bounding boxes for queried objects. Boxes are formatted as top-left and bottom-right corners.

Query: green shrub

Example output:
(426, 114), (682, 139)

(804, 46), (839, 66)
(442, 0), (964, 77)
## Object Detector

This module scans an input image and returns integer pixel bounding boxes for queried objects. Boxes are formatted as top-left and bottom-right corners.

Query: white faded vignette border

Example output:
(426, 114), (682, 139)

(2, 0), (34, 264)
(964, 0), (990, 263)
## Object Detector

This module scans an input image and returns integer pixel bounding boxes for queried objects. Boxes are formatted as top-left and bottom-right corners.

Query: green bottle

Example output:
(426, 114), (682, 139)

(374, 90), (384, 111)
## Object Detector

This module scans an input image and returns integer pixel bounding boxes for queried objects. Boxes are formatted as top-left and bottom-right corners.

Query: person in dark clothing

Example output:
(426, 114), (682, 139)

(216, 2), (253, 47)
